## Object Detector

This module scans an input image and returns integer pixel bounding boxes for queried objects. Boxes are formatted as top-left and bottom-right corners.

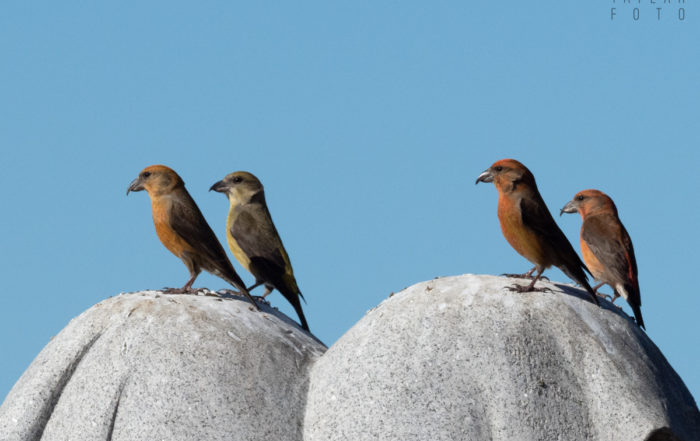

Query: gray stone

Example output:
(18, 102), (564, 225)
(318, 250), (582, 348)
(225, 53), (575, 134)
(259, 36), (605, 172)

(2, 275), (699, 441)
(0, 291), (325, 441)
(303, 274), (700, 441)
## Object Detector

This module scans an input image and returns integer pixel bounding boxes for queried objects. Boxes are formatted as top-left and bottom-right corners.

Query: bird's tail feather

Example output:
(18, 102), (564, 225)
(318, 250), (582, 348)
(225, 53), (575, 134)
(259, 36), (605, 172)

(226, 277), (260, 311)
(621, 283), (645, 330)
(559, 263), (600, 306)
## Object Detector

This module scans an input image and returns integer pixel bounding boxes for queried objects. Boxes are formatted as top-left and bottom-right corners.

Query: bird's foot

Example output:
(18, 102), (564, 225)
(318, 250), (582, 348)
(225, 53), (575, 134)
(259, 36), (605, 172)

(596, 292), (613, 302)
(507, 284), (552, 293)
(594, 292), (621, 304)
(216, 290), (267, 306)
(162, 287), (197, 295)
(252, 296), (271, 306)
(501, 273), (549, 281)
(501, 273), (530, 279)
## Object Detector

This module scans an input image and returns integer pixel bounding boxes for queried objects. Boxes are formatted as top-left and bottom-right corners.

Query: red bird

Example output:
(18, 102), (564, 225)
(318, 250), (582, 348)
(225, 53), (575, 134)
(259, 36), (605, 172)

(476, 159), (599, 305)
(127, 165), (258, 309)
(561, 189), (644, 329)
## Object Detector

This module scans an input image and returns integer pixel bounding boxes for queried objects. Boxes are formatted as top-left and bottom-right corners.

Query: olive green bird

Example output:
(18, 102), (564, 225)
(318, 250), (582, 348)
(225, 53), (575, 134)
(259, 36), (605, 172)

(210, 171), (309, 331)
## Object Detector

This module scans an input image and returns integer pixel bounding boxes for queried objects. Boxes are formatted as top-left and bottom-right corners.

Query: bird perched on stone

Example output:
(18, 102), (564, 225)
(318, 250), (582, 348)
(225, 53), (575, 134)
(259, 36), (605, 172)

(476, 159), (599, 305)
(561, 189), (644, 328)
(210, 171), (309, 331)
(127, 165), (258, 309)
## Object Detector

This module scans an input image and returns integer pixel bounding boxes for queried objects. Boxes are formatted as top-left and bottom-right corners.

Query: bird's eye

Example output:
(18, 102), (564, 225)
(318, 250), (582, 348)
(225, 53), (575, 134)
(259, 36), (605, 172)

(494, 166), (503, 172)
(577, 195), (584, 201)
(232, 176), (243, 184)
(142, 171), (151, 178)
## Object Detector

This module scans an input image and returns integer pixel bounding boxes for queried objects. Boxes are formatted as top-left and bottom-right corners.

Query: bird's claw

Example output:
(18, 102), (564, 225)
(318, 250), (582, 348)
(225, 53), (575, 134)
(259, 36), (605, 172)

(501, 273), (529, 279)
(500, 273), (548, 281)
(162, 285), (210, 295)
(217, 290), (266, 307)
(596, 292), (613, 302)
(507, 284), (552, 293)
(162, 287), (197, 295)
(253, 296), (271, 306)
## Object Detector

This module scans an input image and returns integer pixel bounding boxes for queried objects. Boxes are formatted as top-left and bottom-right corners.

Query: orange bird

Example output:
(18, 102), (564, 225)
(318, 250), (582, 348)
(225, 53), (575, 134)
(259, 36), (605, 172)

(476, 159), (599, 305)
(127, 165), (258, 309)
(561, 189), (644, 328)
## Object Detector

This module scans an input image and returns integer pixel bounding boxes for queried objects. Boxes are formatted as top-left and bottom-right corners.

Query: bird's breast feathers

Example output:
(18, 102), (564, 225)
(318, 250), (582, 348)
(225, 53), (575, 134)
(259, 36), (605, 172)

(150, 198), (193, 259)
(497, 197), (547, 265)
(580, 239), (605, 282)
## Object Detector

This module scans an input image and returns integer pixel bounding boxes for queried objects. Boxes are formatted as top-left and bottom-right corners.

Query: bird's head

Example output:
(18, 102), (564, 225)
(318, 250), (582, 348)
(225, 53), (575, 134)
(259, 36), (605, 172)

(560, 189), (617, 218)
(127, 165), (184, 197)
(475, 158), (536, 194)
(210, 171), (264, 204)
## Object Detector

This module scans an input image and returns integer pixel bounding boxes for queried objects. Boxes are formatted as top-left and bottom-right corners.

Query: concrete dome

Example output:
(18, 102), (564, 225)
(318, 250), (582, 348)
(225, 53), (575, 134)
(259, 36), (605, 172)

(2, 275), (699, 441)
(0, 291), (325, 441)
(304, 275), (700, 441)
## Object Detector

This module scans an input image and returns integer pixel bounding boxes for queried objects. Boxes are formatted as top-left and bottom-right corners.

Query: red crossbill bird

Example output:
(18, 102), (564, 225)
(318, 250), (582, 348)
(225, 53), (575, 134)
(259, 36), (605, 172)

(561, 189), (644, 329)
(476, 159), (599, 305)
(127, 165), (259, 309)
(210, 171), (309, 331)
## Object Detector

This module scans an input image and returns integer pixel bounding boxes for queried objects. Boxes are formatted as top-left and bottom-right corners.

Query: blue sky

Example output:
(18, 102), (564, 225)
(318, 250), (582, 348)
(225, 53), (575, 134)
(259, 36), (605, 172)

(1, 2), (698, 403)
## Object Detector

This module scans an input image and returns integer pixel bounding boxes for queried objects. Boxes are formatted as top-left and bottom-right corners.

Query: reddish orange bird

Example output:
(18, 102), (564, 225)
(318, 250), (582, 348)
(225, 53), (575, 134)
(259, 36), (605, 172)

(561, 189), (644, 328)
(476, 159), (599, 305)
(127, 165), (258, 309)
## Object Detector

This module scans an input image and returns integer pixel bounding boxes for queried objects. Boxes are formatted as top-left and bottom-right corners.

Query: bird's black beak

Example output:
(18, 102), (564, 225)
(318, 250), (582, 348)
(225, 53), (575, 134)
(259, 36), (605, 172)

(127, 178), (144, 195)
(560, 200), (578, 216)
(475, 169), (493, 185)
(209, 180), (227, 193)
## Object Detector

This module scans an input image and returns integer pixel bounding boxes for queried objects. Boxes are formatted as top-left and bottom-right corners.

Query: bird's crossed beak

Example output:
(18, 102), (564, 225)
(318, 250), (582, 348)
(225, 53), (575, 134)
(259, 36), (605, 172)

(126, 178), (145, 195)
(560, 200), (578, 216)
(209, 180), (227, 193)
(475, 170), (493, 184)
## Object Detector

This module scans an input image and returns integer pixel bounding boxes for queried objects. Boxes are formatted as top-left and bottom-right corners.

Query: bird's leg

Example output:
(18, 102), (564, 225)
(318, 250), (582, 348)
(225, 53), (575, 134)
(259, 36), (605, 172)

(243, 281), (272, 304)
(610, 292), (620, 303)
(591, 282), (617, 302)
(182, 276), (195, 291)
(164, 274), (199, 294)
(246, 281), (264, 292)
(248, 284), (274, 305)
(181, 273), (202, 293)
(261, 284), (274, 299)
(508, 270), (551, 293)
(165, 263), (201, 294)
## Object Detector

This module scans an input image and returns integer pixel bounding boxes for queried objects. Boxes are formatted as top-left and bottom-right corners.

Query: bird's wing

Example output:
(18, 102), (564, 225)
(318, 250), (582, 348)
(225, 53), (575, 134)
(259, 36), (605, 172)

(520, 194), (573, 251)
(230, 204), (293, 286)
(232, 203), (307, 329)
(582, 214), (639, 298)
(169, 191), (237, 278)
(520, 194), (591, 284)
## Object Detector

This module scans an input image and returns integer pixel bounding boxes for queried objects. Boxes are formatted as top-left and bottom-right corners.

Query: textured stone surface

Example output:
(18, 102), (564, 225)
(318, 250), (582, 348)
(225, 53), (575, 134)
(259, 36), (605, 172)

(2, 275), (699, 441)
(304, 274), (700, 441)
(0, 291), (325, 441)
